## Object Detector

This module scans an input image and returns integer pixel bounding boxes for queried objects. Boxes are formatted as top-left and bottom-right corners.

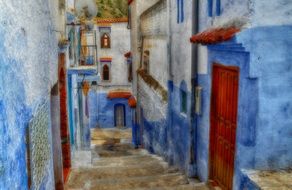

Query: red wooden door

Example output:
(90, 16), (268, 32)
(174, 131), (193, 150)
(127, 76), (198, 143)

(58, 53), (71, 184)
(210, 63), (239, 190)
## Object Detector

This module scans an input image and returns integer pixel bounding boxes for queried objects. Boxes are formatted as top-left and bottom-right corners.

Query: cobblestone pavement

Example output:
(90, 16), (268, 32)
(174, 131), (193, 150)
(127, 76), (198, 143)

(65, 128), (210, 190)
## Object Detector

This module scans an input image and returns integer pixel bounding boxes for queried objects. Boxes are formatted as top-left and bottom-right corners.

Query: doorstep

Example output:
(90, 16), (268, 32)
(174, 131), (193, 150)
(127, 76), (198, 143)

(242, 169), (292, 190)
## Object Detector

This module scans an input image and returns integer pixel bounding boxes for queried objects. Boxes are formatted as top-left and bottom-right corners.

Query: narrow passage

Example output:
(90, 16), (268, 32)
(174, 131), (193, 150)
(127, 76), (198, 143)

(66, 128), (210, 190)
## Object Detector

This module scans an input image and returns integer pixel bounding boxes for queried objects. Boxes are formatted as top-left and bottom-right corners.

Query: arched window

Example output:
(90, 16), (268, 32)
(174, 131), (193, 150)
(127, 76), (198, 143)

(101, 33), (111, 48)
(143, 50), (150, 74)
(102, 65), (110, 81)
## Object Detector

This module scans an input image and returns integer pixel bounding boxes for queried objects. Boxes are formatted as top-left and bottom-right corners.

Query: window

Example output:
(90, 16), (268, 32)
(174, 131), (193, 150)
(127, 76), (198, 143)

(102, 65), (110, 81)
(216, 0), (221, 16)
(180, 81), (187, 113)
(143, 50), (150, 74)
(208, 0), (213, 17)
(101, 33), (111, 48)
(177, 0), (184, 23)
(181, 90), (187, 113)
(208, 0), (221, 17)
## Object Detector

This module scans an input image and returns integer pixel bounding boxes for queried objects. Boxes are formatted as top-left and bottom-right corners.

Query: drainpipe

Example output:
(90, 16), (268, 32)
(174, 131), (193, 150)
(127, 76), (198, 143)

(190, 0), (199, 169)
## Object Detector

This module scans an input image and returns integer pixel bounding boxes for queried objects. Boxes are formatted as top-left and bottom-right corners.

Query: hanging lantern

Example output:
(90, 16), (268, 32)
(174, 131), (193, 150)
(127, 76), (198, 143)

(82, 81), (90, 96)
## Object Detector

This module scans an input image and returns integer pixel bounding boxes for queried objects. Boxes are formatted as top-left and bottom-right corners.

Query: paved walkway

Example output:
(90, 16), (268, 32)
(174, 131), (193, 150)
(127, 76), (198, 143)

(244, 169), (292, 190)
(65, 128), (210, 190)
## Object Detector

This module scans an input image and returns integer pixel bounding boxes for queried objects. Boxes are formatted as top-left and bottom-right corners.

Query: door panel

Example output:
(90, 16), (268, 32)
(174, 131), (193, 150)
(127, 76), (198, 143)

(210, 63), (239, 190)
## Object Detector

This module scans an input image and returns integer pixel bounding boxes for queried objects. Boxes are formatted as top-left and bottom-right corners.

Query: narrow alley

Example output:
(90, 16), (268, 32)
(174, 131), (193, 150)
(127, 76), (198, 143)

(66, 128), (209, 190)
(0, 0), (292, 190)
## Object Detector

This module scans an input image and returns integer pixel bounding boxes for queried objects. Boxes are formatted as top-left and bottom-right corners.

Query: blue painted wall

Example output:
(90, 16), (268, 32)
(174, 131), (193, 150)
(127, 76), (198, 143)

(0, 1), (60, 189)
(168, 81), (193, 173)
(138, 81), (195, 175)
(0, 61), (32, 189)
(238, 26), (292, 170)
(196, 26), (292, 189)
(196, 39), (255, 188)
(89, 92), (132, 129)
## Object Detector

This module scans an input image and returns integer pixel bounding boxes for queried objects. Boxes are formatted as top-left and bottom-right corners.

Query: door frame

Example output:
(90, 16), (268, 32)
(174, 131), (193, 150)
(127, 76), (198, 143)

(208, 63), (240, 190)
(114, 104), (126, 127)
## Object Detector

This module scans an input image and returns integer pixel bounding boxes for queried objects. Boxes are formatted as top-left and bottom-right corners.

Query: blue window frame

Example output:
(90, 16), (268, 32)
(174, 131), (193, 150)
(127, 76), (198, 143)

(208, 0), (221, 17)
(208, 0), (213, 17)
(177, 0), (184, 23)
(216, 0), (221, 16)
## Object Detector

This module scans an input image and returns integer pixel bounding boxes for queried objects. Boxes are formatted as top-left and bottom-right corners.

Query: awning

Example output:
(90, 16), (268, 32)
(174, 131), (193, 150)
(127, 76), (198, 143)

(100, 57), (112, 62)
(190, 27), (240, 45)
(128, 96), (137, 108)
(107, 91), (132, 99)
(107, 91), (137, 108)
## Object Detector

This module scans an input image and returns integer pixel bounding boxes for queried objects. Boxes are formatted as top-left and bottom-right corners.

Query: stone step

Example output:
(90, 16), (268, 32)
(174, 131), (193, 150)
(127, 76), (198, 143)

(93, 158), (166, 168)
(68, 161), (179, 185)
(66, 129), (210, 190)
(126, 183), (210, 190)
(85, 173), (190, 190)
(93, 154), (162, 166)
(65, 184), (209, 190)
(92, 143), (141, 158)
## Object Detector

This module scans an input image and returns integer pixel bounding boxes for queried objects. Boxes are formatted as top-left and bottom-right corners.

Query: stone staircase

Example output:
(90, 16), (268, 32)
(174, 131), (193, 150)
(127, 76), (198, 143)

(65, 128), (210, 190)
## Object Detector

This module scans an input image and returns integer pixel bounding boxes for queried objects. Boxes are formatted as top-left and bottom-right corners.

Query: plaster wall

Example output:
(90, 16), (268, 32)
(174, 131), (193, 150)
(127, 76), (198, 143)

(97, 22), (131, 86)
(196, 1), (292, 189)
(167, 0), (195, 174)
(138, 79), (168, 122)
(170, 0), (192, 89)
(143, 37), (168, 89)
(136, 0), (169, 132)
(199, 0), (292, 31)
(86, 22), (132, 130)
(251, 0), (292, 27)
(238, 26), (292, 170)
(0, 0), (62, 189)
(89, 92), (132, 129)
(140, 0), (168, 89)
(138, 78), (168, 156)
(198, 0), (251, 31)
(140, 0), (167, 37)
(129, 0), (161, 96)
